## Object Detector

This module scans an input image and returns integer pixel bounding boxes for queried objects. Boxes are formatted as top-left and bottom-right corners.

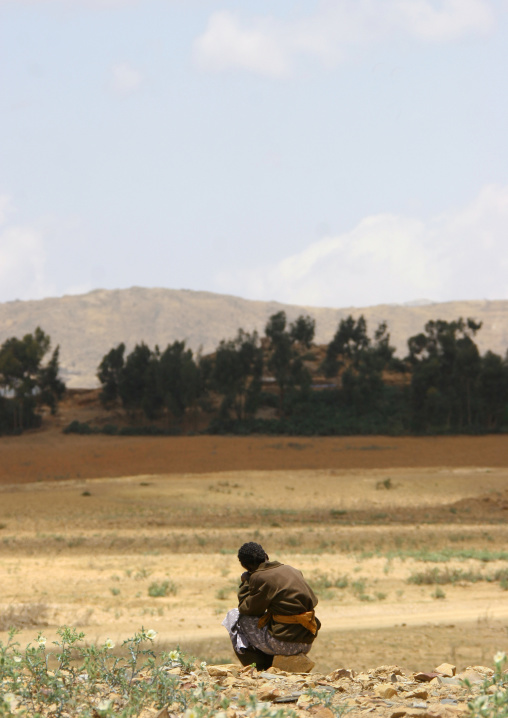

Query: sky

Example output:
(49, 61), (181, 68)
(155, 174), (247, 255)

(1, 0), (508, 309)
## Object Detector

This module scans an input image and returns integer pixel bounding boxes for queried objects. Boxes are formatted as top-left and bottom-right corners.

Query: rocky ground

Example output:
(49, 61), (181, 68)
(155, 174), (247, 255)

(141, 659), (489, 718)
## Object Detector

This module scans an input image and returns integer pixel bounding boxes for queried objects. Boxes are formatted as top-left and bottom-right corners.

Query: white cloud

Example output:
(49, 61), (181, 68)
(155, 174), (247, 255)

(215, 185), (508, 307)
(0, 198), (54, 302)
(110, 62), (143, 95)
(193, 11), (290, 78)
(194, 0), (494, 77)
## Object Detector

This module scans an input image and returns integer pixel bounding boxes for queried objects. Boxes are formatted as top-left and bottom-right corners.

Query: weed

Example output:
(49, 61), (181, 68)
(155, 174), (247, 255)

(433, 587), (446, 599)
(134, 568), (152, 580)
(148, 580), (177, 598)
(110, 587), (120, 596)
(376, 478), (393, 490)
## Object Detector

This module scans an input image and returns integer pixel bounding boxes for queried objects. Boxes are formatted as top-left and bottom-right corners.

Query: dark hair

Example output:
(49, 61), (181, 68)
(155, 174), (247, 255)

(238, 542), (267, 569)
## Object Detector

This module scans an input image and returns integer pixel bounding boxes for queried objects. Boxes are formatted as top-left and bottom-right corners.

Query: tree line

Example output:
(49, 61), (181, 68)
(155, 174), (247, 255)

(94, 312), (508, 435)
(2, 314), (507, 436)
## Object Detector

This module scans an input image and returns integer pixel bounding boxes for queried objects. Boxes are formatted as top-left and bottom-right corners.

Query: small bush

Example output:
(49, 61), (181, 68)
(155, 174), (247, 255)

(63, 420), (93, 435)
(148, 580), (177, 598)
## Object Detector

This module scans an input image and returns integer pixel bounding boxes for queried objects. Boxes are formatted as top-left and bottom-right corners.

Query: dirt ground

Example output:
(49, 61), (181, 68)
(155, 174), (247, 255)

(1, 431), (508, 674)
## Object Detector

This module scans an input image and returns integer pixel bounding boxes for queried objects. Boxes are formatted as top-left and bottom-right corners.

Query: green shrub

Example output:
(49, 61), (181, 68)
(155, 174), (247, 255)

(148, 580), (177, 598)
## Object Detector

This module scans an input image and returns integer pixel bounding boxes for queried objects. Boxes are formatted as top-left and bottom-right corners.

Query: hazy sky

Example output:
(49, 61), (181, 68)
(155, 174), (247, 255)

(1, 0), (508, 308)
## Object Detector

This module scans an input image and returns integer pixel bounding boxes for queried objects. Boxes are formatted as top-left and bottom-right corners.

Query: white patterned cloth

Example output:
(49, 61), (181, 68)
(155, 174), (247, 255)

(222, 609), (311, 656)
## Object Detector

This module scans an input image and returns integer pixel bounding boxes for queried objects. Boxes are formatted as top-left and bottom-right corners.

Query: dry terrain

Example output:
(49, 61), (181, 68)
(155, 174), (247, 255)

(1, 428), (508, 677)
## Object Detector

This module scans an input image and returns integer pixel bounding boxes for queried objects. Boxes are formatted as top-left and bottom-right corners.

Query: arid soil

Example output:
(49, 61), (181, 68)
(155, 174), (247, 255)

(1, 430), (508, 676)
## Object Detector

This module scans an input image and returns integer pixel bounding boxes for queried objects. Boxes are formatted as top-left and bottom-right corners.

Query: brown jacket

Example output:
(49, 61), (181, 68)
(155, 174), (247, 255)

(238, 561), (320, 644)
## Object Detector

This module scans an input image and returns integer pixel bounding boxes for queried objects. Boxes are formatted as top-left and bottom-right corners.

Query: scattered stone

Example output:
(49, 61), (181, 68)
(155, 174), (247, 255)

(328, 668), (354, 680)
(257, 683), (282, 701)
(272, 653), (315, 673)
(207, 666), (230, 677)
(456, 670), (483, 684)
(155, 709), (169, 718)
(465, 666), (493, 678)
(374, 684), (398, 699)
(415, 673), (441, 683)
(434, 664), (456, 677)
(297, 694), (315, 708)
(407, 690), (429, 700)
(372, 666), (404, 677)
(309, 706), (335, 718)
(438, 678), (460, 686)
(273, 693), (303, 704)
(259, 671), (281, 681)
(265, 667), (286, 675)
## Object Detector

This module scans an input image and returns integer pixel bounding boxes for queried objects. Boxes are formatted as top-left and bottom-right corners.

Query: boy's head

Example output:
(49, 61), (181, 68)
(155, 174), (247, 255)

(238, 542), (268, 571)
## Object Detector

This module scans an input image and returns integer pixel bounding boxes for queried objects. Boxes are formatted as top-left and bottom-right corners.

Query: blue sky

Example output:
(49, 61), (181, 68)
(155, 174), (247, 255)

(1, 0), (507, 308)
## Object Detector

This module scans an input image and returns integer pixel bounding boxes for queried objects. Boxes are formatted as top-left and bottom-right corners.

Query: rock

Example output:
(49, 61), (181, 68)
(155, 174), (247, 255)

(372, 666), (404, 677)
(155, 709), (169, 718)
(404, 708), (432, 718)
(390, 710), (407, 718)
(297, 694), (314, 708)
(273, 654), (315, 673)
(407, 690), (429, 700)
(415, 673), (441, 683)
(257, 683), (282, 701)
(309, 707), (335, 718)
(273, 693), (303, 703)
(207, 666), (231, 677)
(223, 677), (239, 687)
(259, 672), (281, 681)
(265, 667), (286, 675)
(456, 670), (483, 684)
(374, 684), (398, 699)
(439, 677), (460, 686)
(328, 668), (354, 681)
(465, 666), (493, 677)
(434, 664), (456, 677)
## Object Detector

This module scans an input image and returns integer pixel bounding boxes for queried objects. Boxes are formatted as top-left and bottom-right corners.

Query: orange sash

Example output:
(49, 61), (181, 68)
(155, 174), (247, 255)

(257, 610), (318, 635)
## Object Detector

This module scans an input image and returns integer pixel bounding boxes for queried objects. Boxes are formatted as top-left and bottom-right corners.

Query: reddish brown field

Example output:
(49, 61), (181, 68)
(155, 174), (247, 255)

(2, 431), (508, 484)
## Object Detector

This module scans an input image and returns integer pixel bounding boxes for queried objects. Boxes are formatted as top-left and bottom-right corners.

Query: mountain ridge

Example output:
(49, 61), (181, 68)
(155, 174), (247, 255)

(1, 287), (507, 388)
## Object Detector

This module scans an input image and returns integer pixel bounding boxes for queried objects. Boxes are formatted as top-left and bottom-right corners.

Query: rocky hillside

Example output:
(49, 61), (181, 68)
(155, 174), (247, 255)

(1, 287), (507, 388)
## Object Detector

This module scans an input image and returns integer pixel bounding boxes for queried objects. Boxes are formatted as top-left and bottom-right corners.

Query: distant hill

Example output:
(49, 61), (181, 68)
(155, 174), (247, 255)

(0, 287), (507, 388)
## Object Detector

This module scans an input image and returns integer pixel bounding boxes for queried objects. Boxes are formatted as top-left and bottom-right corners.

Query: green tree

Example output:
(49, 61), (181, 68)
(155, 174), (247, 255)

(0, 327), (65, 431)
(118, 343), (153, 417)
(265, 311), (315, 414)
(477, 351), (508, 429)
(323, 316), (398, 417)
(212, 329), (263, 420)
(97, 343), (125, 405)
(407, 318), (482, 430)
(158, 341), (203, 423)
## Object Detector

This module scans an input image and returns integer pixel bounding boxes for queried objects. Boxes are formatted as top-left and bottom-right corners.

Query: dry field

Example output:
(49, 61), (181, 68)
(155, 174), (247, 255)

(1, 431), (508, 675)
